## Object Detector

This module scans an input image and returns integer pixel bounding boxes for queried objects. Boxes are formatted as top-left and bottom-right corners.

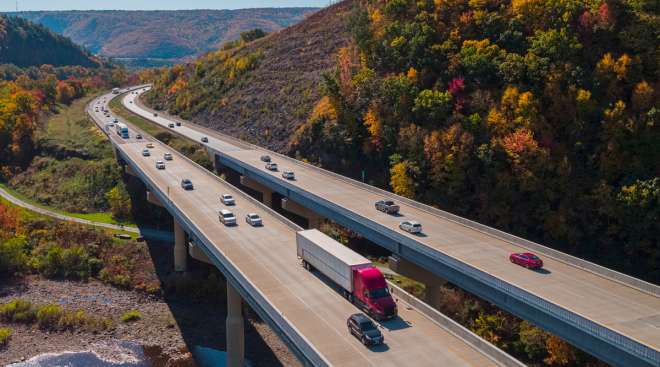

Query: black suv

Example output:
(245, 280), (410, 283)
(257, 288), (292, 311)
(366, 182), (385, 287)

(347, 313), (383, 346)
(180, 179), (194, 190)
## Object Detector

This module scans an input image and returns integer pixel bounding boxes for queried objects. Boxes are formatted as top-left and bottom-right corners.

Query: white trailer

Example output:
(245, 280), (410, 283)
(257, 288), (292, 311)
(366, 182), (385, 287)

(296, 229), (371, 292)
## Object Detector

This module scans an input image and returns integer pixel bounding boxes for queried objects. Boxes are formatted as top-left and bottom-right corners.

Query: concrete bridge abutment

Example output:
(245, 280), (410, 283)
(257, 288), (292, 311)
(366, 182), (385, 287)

(240, 176), (272, 207)
(389, 255), (447, 309)
(226, 282), (245, 367)
(173, 219), (188, 273)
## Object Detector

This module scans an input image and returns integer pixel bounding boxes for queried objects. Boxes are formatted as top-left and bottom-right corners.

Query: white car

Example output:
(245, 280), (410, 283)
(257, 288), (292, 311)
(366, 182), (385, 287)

(155, 160), (165, 169)
(399, 220), (422, 234)
(221, 194), (236, 205)
(245, 213), (262, 226)
(282, 170), (295, 180)
(265, 162), (278, 171)
(219, 209), (236, 226)
(163, 152), (173, 161)
(142, 149), (150, 157)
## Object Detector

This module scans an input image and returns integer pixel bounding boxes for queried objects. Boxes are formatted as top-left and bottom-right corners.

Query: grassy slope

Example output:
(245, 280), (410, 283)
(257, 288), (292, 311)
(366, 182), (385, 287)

(109, 97), (213, 170)
(6, 95), (134, 225)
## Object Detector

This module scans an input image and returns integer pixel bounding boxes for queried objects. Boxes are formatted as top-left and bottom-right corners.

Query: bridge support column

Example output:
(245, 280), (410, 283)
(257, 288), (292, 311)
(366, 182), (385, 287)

(173, 220), (187, 272)
(281, 198), (323, 229)
(188, 241), (212, 264)
(124, 163), (138, 177)
(146, 190), (163, 207)
(226, 283), (245, 367)
(207, 150), (220, 173)
(240, 176), (272, 207)
(389, 255), (446, 308)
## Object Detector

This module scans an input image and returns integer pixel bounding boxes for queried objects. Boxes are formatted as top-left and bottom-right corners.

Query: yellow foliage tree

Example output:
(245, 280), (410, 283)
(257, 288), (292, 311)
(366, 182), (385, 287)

(390, 161), (416, 198)
(631, 81), (655, 112)
(544, 336), (577, 366)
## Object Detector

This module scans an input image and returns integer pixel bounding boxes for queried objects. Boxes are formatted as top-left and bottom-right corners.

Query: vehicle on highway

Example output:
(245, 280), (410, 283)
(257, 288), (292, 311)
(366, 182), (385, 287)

(265, 162), (278, 171)
(113, 118), (119, 123)
(163, 152), (173, 161)
(201, 136), (209, 143)
(245, 213), (262, 226)
(176, 121), (181, 126)
(219, 209), (236, 226)
(146, 143), (154, 148)
(112, 88), (119, 94)
(180, 179), (194, 190)
(297, 230), (397, 320)
(155, 160), (165, 170)
(347, 313), (383, 346)
(153, 113), (158, 117)
(115, 123), (129, 139)
(129, 101), (133, 104)
(221, 194), (236, 205)
(260, 155), (271, 162)
(282, 170), (295, 180)
(136, 134), (143, 140)
(142, 149), (150, 157)
(168, 123), (175, 128)
(510, 252), (543, 269)
(375, 200), (399, 214)
(399, 220), (422, 234)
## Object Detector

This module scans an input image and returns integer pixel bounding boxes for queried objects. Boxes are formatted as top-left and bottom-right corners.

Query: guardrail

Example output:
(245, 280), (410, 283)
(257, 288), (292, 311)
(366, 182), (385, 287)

(133, 86), (658, 298)
(388, 283), (525, 367)
(89, 91), (328, 366)
(222, 153), (660, 367)
(129, 87), (659, 366)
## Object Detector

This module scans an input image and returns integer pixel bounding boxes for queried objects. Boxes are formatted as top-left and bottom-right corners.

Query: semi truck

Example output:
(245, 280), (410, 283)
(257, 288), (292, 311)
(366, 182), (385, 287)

(297, 230), (397, 320)
(115, 122), (129, 139)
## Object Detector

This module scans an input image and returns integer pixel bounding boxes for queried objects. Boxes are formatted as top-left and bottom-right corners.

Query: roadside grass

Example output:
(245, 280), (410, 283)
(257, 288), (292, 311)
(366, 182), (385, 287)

(109, 97), (213, 170)
(0, 194), (137, 239)
(0, 299), (112, 332)
(0, 182), (136, 227)
(120, 310), (142, 322)
(36, 94), (113, 160)
(0, 327), (12, 346)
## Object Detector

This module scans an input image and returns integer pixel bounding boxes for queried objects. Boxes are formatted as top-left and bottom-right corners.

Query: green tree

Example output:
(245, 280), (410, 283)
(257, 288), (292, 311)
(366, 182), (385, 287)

(105, 184), (132, 221)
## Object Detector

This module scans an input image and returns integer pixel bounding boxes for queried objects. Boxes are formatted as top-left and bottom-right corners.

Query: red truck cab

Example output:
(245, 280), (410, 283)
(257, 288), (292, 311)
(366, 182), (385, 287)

(353, 267), (397, 320)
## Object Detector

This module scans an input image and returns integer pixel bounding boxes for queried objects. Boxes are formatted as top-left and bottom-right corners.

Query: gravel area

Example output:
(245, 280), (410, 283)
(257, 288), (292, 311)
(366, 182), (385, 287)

(0, 276), (300, 367)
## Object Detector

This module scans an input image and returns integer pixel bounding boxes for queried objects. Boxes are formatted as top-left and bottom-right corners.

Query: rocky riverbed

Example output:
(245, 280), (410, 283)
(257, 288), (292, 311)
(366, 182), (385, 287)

(0, 276), (299, 367)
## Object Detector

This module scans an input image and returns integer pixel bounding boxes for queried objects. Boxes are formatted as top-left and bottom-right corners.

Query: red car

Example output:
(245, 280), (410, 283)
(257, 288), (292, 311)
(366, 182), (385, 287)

(510, 252), (543, 269)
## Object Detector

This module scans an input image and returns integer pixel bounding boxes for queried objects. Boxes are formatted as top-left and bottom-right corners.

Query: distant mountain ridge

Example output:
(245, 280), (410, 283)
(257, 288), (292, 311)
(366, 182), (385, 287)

(8, 9), (318, 65)
(0, 15), (99, 68)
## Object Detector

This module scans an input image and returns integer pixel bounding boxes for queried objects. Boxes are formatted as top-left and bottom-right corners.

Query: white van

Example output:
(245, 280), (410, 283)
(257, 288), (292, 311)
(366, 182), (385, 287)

(219, 209), (236, 226)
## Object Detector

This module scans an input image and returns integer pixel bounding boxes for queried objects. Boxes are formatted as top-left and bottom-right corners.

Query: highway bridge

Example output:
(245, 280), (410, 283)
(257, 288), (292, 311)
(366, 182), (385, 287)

(118, 86), (660, 367)
(88, 88), (525, 367)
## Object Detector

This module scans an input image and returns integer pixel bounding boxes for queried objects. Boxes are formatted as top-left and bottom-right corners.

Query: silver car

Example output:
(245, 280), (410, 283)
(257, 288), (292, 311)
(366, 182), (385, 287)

(399, 220), (422, 234)
(219, 209), (236, 226)
(221, 194), (236, 205)
(163, 152), (173, 161)
(142, 149), (150, 157)
(245, 213), (262, 226)
(282, 170), (295, 180)
(155, 160), (165, 169)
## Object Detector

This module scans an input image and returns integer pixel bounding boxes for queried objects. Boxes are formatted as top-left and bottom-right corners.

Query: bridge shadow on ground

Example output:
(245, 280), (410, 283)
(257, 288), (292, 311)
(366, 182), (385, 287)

(144, 238), (291, 367)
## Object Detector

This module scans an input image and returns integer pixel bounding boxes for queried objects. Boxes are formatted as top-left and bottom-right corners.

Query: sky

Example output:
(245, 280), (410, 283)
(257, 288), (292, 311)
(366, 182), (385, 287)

(1, 0), (330, 11)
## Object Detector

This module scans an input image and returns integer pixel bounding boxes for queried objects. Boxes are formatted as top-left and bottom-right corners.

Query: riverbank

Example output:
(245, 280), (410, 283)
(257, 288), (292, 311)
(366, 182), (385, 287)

(0, 276), (299, 366)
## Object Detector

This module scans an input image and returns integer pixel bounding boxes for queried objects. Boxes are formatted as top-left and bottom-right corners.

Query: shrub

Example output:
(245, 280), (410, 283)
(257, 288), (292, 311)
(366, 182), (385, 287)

(0, 237), (29, 276)
(0, 327), (12, 346)
(36, 304), (64, 330)
(0, 298), (36, 323)
(121, 310), (142, 322)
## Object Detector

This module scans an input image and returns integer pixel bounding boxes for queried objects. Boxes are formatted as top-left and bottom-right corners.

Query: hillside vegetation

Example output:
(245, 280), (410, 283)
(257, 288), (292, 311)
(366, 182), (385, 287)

(143, 1), (353, 151)
(11, 9), (317, 66)
(148, 0), (658, 284)
(0, 15), (99, 68)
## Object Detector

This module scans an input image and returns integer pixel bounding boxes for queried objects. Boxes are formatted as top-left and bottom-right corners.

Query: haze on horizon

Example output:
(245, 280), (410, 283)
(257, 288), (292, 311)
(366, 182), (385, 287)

(2, 0), (329, 11)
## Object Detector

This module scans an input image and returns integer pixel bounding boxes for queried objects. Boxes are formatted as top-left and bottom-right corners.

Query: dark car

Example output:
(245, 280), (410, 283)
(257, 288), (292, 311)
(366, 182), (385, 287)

(375, 200), (400, 214)
(510, 252), (543, 269)
(176, 121), (182, 126)
(201, 136), (209, 143)
(180, 179), (194, 190)
(260, 155), (271, 162)
(347, 313), (383, 346)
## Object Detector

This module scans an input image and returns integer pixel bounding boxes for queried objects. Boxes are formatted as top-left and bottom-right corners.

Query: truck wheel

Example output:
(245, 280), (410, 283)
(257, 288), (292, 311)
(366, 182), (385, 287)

(361, 336), (368, 346)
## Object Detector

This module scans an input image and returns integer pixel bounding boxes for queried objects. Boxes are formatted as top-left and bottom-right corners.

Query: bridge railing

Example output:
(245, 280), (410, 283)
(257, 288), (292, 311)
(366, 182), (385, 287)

(388, 283), (525, 367)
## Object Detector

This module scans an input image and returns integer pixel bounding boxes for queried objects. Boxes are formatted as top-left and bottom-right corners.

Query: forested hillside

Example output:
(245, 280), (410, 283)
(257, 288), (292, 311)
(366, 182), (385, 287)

(0, 15), (99, 68)
(144, 0), (658, 283)
(11, 8), (317, 67)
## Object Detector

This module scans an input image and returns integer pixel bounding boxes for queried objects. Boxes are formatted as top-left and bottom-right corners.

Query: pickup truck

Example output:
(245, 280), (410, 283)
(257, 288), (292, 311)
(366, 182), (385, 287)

(375, 200), (399, 214)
